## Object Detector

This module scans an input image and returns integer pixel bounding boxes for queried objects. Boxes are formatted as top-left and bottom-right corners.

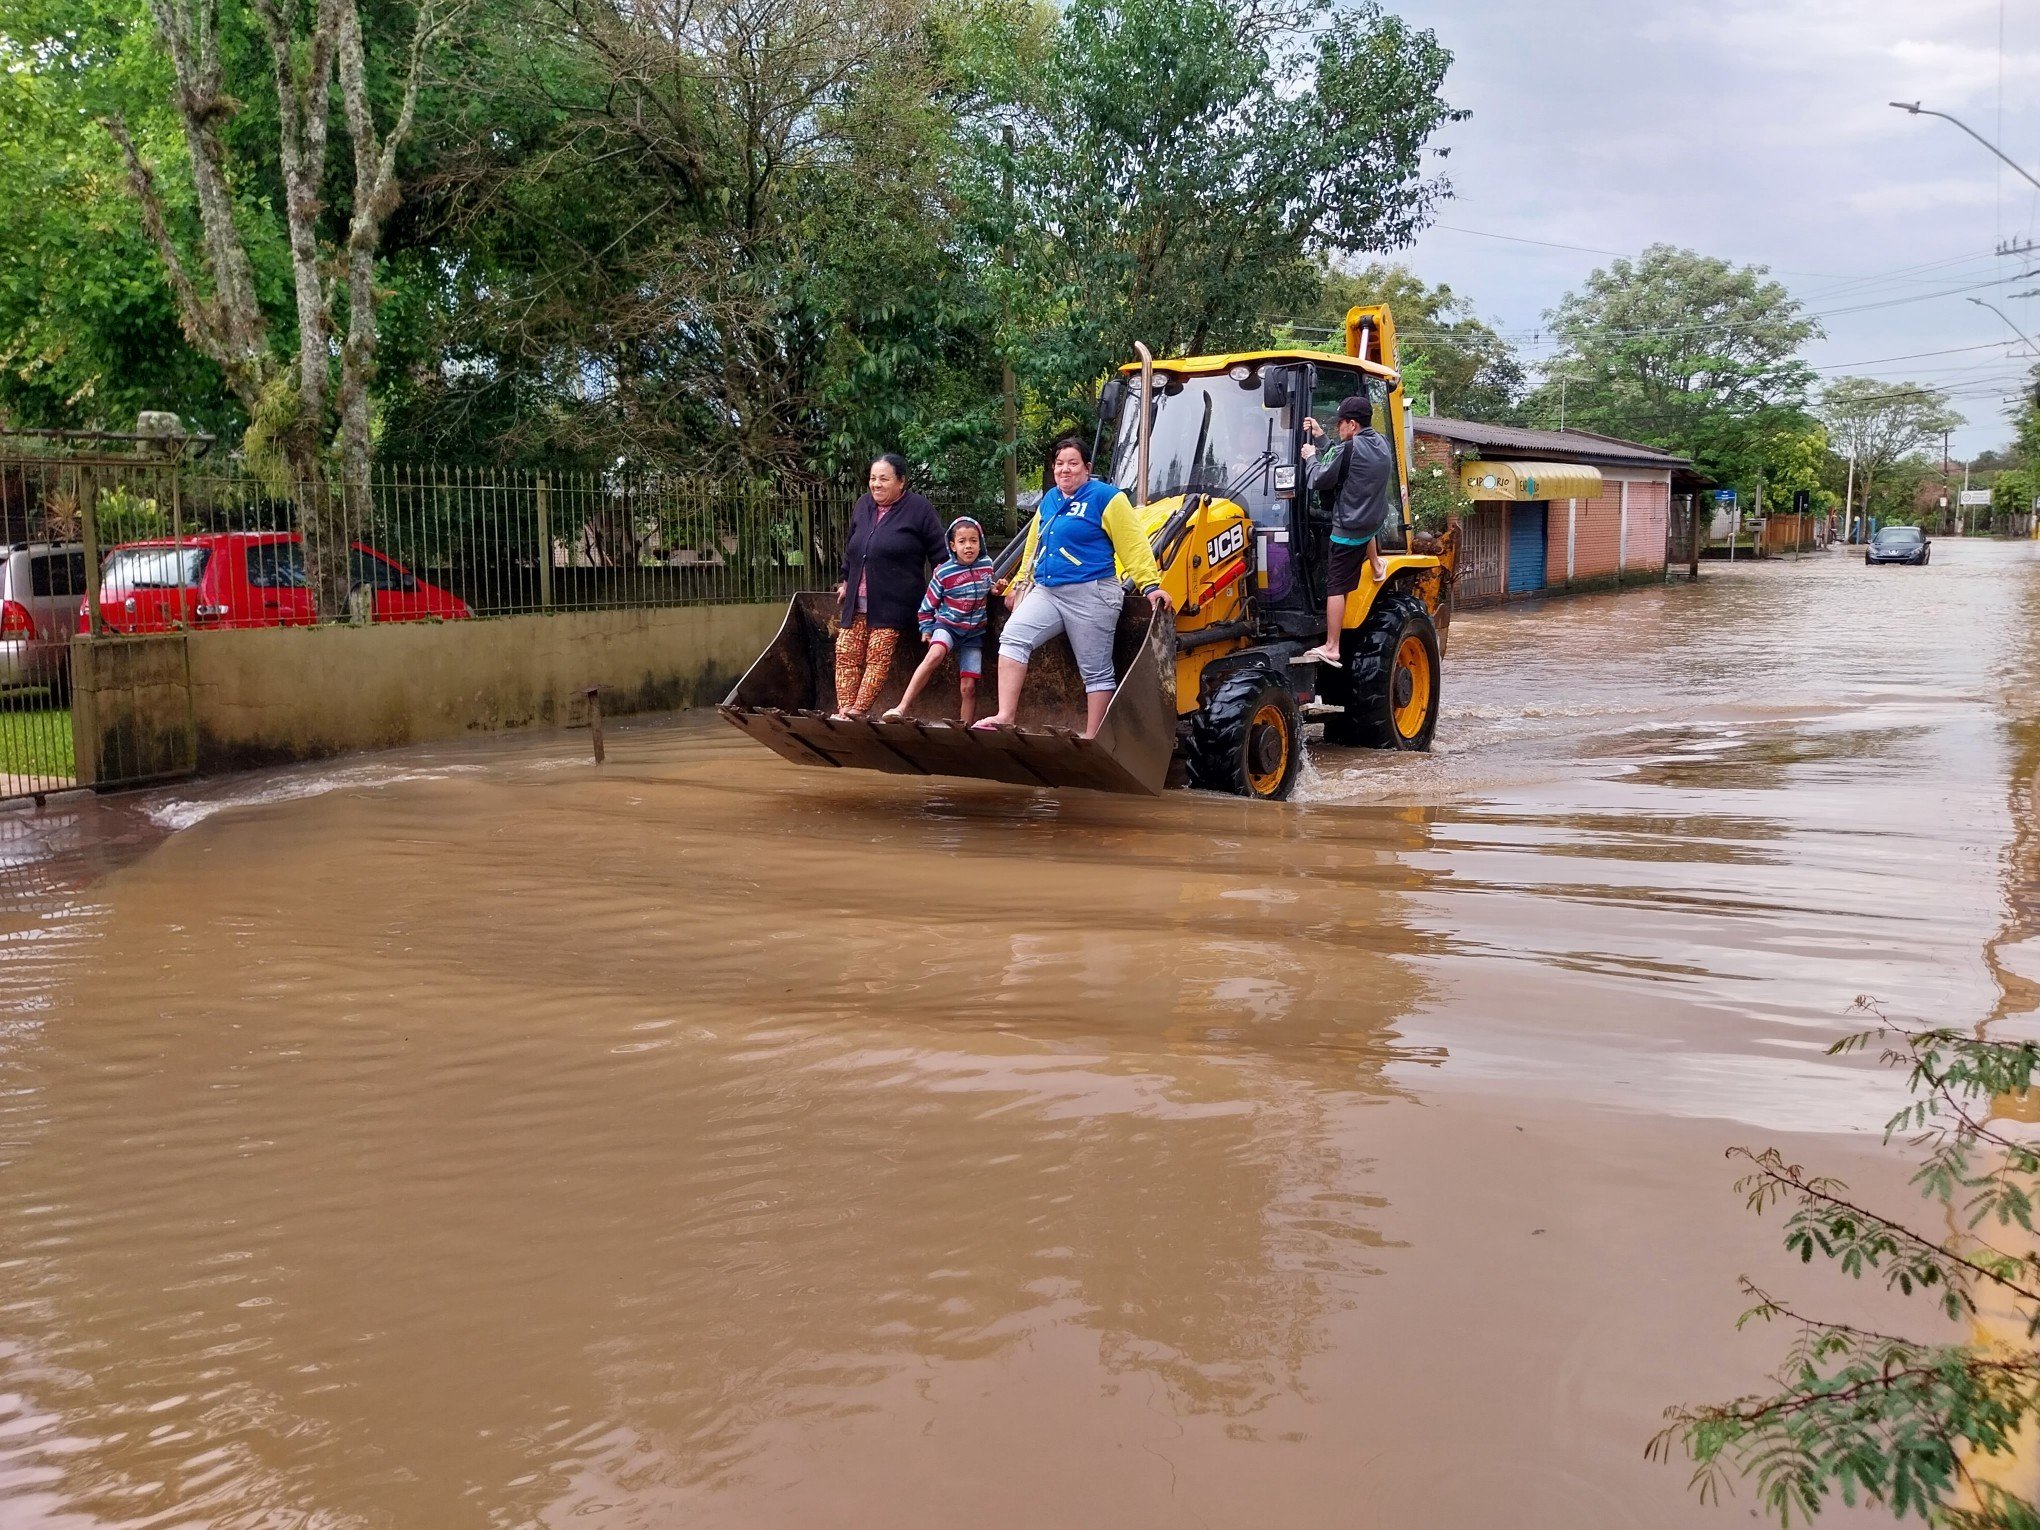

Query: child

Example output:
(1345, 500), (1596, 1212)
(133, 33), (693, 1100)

(884, 517), (995, 724)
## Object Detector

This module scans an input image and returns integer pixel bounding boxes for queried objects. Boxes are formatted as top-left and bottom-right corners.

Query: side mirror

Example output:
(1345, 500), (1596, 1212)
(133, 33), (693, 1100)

(1261, 369), (1292, 413)
(1097, 377), (1126, 425)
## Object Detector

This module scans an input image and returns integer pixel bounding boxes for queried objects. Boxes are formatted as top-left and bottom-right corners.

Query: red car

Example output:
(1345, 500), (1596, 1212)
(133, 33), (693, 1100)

(86, 531), (472, 633)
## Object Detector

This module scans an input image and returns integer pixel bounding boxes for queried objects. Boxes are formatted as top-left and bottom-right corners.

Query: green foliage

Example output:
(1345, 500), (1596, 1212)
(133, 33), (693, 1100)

(1525, 245), (1820, 487)
(0, 23), (244, 433)
(93, 485), (169, 543)
(1, 0), (1466, 503)
(1656, 1003), (2040, 1528)
(1991, 465), (2039, 526)
(985, 0), (1463, 449)
(1821, 377), (1965, 529)
(1299, 263), (1522, 421)
(1406, 460), (1468, 531)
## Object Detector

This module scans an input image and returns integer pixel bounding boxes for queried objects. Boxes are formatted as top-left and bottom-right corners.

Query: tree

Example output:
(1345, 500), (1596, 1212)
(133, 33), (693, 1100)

(1746, 416), (1834, 517)
(981, 0), (1464, 436)
(1526, 245), (1820, 486)
(0, 0), (256, 435)
(1819, 378), (1964, 533)
(1655, 1006), (2040, 1529)
(371, 0), (1009, 488)
(100, 0), (470, 614)
(1300, 262), (1521, 421)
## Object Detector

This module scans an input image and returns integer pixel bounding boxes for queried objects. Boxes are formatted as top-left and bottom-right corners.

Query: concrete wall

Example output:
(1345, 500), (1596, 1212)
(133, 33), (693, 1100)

(1625, 479), (1670, 573)
(73, 601), (785, 781)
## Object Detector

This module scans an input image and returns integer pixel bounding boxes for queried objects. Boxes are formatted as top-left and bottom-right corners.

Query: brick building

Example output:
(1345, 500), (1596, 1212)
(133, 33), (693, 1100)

(1411, 417), (1702, 607)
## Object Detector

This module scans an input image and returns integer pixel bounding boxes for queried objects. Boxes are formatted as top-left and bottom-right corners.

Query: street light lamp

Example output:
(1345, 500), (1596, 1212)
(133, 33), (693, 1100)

(1967, 297), (2040, 357)
(1890, 102), (2040, 193)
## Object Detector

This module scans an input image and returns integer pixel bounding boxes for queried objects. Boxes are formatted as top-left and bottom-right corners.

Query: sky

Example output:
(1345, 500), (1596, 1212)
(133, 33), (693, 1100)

(1388, 0), (2040, 460)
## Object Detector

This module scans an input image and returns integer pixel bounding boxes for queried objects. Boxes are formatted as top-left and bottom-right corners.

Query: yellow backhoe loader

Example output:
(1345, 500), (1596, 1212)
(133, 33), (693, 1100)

(720, 305), (1457, 802)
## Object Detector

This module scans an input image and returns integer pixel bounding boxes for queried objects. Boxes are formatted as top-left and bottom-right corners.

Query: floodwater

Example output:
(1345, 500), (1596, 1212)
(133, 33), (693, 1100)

(3, 541), (2036, 1528)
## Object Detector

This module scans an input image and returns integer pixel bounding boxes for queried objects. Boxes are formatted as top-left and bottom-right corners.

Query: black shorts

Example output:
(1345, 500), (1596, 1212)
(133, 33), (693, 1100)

(1327, 538), (1373, 596)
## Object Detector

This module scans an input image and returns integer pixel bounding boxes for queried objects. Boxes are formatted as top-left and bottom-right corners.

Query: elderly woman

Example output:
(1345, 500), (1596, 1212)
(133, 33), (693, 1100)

(834, 453), (946, 719)
(975, 435), (1170, 739)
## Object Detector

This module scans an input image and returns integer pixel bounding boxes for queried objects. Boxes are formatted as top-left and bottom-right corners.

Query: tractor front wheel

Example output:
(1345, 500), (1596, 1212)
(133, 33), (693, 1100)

(1324, 588), (1441, 751)
(1188, 668), (1302, 801)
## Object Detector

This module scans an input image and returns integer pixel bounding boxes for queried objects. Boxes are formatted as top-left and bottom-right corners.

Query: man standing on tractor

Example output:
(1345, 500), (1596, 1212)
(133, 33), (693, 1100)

(1297, 395), (1393, 665)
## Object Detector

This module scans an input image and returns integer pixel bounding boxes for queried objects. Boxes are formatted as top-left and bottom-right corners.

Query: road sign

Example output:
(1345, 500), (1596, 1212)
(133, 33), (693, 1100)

(1959, 489), (1992, 508)
(1792, 489), (1811, 514)
(1714, 489), (1737, 504)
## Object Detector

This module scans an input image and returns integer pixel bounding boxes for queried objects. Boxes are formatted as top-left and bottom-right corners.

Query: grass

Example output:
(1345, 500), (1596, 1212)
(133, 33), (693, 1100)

(0, 693), (76, 785)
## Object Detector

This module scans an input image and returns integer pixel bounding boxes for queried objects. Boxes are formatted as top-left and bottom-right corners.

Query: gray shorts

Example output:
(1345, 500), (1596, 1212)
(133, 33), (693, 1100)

(998, 578), (1124, 693)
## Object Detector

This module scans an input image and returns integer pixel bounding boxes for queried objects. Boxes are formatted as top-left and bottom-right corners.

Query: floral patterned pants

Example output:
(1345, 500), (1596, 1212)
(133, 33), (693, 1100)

(833, 617), (901, 715)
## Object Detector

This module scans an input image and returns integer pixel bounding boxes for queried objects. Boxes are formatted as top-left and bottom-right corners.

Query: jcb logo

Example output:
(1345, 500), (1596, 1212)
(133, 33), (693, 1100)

(1205, 523), (1245, 566)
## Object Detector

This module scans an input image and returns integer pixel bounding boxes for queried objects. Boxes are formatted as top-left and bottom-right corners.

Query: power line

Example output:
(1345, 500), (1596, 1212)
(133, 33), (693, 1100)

(1425, 223), (2020, 289)
(1808, 339), (2027, 370)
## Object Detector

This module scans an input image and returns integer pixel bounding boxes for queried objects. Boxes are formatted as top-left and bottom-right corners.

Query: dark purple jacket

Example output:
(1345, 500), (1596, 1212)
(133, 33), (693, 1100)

(838, 490), (946, 633)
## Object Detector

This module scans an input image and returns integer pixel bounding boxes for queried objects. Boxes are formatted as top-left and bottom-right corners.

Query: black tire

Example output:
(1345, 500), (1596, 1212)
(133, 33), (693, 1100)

(1323, 588), (1441, 751)
(1187, 667), (1302, 801)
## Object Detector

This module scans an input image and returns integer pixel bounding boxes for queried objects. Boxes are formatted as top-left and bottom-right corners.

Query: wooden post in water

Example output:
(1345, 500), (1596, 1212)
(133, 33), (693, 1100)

(585, 685), (604, 765)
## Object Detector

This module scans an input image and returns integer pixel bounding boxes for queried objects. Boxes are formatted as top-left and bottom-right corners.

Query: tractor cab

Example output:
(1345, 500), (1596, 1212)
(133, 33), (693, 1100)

(1095, 334), (1409, 643)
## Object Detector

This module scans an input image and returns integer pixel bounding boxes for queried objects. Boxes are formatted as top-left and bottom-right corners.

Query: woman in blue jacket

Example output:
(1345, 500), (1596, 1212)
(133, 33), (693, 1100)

(976, 436), (1170, 739)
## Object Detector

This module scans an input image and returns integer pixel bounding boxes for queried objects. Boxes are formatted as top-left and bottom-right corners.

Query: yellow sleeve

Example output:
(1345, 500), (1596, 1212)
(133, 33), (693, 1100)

(1100, 491), (1163, 593)
(1012, 512), (1042, 589)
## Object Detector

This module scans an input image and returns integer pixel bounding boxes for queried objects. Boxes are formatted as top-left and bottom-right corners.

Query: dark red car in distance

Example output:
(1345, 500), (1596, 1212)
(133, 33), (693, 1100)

(86, 531), (472, 633)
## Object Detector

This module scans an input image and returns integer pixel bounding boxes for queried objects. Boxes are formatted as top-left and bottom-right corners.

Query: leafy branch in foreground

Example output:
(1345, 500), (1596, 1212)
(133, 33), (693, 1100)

(1651, 1000), (2040, 1528)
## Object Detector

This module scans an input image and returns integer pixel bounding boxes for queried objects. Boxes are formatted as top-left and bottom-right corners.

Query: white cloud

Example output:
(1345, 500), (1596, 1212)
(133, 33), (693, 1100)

(1390, 0), (2040, 452)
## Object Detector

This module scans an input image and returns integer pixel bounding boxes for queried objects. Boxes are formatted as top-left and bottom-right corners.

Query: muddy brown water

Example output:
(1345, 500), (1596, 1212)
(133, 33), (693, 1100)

(3, 542), (2037, 1527)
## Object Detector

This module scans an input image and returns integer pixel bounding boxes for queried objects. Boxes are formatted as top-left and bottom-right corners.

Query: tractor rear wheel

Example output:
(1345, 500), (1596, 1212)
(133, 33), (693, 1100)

(1188, 668), (1302, 800)
(1324, 588), (1441, 751)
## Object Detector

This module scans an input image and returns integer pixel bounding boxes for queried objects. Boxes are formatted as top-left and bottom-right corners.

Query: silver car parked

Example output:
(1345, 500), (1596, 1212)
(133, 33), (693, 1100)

(0, 542), (87, 699)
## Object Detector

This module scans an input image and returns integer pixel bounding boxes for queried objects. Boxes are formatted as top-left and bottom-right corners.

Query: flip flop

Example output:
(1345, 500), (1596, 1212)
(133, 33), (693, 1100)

(1292, 647), (1341, 665)
(969, 718), (1008, 732)
(880, 708), (906, 723)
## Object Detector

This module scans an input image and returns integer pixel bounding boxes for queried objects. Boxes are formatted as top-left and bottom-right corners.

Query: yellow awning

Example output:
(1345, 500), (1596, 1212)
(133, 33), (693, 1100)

(1460, 461), (1604, 502)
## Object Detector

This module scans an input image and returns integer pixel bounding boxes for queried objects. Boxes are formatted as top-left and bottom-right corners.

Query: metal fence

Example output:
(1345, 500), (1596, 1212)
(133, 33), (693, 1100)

(1, 449), (882, 627)
(0, 434), (991, 803)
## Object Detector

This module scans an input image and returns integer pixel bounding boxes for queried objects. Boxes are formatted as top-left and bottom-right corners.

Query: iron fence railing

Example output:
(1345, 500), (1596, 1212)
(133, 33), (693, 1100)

(0, 440), (1003, 801)
(1, 452), (913, 625)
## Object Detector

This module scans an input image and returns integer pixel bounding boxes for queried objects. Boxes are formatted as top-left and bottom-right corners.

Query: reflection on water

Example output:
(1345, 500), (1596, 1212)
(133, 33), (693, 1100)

(0, 541), (2034, 1527)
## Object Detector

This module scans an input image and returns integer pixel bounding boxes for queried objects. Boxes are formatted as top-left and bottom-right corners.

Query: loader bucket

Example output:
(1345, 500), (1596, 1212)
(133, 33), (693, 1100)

(720, 591), (1178, 795)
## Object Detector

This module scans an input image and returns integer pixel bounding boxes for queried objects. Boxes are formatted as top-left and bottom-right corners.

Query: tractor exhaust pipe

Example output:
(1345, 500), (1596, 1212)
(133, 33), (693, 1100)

(1134, 341), (1153, 510)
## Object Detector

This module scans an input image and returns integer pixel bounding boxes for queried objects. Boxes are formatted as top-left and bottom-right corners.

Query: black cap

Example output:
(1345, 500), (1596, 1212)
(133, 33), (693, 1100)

(1336, 395), (1372, 424)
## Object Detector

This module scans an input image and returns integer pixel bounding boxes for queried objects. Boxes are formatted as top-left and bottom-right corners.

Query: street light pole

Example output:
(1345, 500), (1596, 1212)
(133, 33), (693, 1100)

(1890, 102), (2040, 193)
(1967, 297), (2040, 357)
(1843, 449), (1856, 544)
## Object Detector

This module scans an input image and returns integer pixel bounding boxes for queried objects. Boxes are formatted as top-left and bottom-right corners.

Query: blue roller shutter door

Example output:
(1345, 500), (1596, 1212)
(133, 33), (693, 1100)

(1506, 503), (1548, 595)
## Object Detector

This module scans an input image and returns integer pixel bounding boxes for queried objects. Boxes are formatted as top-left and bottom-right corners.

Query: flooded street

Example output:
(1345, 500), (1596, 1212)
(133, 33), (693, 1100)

(3, 541), (2036, 1528)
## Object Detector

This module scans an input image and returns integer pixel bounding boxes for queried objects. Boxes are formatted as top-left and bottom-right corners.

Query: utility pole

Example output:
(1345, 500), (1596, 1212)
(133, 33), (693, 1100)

(1843, 449), (1856, 544)
(1942, 427), (1952, 533)
(1558, 375), (1567, 432)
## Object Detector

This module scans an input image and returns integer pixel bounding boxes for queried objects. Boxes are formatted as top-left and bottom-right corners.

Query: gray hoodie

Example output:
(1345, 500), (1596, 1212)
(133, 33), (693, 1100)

(1308, 428), (1394, 543)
